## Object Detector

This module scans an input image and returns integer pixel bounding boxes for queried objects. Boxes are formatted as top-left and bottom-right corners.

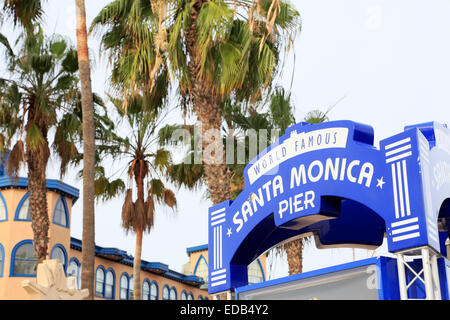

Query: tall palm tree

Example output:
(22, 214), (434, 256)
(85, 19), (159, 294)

(0, 28), (83, 264)
(91, 0), (301, 206)
(74, 0), (97, 300)
(95, 94), (177, 300)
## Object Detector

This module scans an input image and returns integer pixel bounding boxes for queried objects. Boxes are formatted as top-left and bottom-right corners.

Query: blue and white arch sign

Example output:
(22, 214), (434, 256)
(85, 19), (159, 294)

(208, 120), (450, 294)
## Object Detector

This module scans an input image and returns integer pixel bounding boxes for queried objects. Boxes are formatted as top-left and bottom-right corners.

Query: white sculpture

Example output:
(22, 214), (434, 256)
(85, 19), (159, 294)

(22, 259), (89, 300)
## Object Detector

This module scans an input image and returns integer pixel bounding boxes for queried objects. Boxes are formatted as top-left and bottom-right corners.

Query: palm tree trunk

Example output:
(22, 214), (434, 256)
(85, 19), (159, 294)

(75, 0), (96, 300)
(186, 0), (232, 205)
(284, 238), (303, 275)
(133, 228), (143, 300)
(27, 142), (50, 265)
(133, 162), (145, 300)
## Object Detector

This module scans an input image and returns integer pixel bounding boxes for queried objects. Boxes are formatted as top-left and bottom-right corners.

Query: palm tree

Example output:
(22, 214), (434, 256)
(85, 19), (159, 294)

(91, 0), (301, 206)
(74, 0), (97, 300)
(95, 94), (177, 300)
(1, 0), (44, 31)
(0, 28), (83, 264)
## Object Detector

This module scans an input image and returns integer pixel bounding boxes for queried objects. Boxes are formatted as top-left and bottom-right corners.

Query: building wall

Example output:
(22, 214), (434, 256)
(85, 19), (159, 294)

(0, 189), (75, 300)
(69, 250), (209, 300)
(0, 187), (209, 300)
(188, 248), (268, 284)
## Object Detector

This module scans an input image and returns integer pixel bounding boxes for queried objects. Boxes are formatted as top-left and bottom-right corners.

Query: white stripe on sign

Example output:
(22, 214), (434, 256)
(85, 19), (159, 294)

(392, 163), (400, 219)
(385, 138), (411, 150)
(211, 218), (226, 226)
(392, 232), (420, 242)
(396, 161), (405, 218)
(385, 144), (411, 157)
(211, 269), (226, 276)
(213, 227), (217, 269)
(392, 224), (419, 235)
(211, 208), (226, 216)
(401, 160), (411, 216)
(386, 151), (412, 163)
(391, 217), (418, 228)
(219, 226), (222, 269)
(211, 280), (227, 287)
(211, 274), (226, 282)
(211, 213), (226, 221)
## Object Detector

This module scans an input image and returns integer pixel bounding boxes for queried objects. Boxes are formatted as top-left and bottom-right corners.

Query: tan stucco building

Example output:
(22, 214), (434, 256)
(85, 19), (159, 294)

(0, 168), (266, 300)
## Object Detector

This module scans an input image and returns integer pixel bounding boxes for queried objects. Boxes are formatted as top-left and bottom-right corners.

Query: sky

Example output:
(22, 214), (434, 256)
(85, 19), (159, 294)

(2, 0), (450, 278)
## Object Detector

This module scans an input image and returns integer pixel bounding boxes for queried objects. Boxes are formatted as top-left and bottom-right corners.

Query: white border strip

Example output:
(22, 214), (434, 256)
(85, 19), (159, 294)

(386, 151), (413, 163)
(391, 217), (418, 228)
(385, 137), (411, 150)
(392, 232), (420, 242)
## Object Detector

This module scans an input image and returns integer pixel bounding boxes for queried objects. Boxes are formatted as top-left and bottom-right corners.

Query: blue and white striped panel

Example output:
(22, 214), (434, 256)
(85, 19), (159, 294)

(210, 207), (227, 288)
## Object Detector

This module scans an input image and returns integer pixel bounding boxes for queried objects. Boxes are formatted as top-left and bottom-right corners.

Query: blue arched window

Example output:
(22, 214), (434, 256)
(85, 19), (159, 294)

(187, 292), (194, 300)
(0, 192), (8, 222)
(169, 286), (177, 300)
(194, 255), (208, 285)
(10, 240), (36, 277)
(52, 196), (69, 228)
(142, 279), (151, 300)
(0, 243), (4, 277)
(248, 259), (265, 284)
(95, 266), (106, 297)
(162, 285), (170, 300)
(129, 275), (134, 300)
(50, 244), (67, 274)
(68, 257), (81, 289)
(104, 268), (115, 300)
(120, 273), (130, 300)
(15, 193), (31, 221)
(198, 295), (203, 300)
(150, 281), (158, 300)
(181, 290), (187, 300)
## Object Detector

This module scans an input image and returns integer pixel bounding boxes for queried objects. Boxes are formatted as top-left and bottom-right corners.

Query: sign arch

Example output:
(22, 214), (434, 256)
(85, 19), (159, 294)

(208, 120), (450, 294)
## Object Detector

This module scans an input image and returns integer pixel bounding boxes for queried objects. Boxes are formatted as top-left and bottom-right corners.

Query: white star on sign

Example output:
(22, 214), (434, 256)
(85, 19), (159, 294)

(227, 228), (232, 237)
(376, 177), (385, 189)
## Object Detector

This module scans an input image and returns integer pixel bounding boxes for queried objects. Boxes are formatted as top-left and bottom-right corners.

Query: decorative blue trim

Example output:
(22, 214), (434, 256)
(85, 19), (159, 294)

(162, 284), (170, 300)
(0, 177), (79, 203)
(151, 281), (159, 300)
(170, 286), (177, 300)
(95, 265), (106, 298)
(256, 258), (265, 282)
(234, 257), (379, 299)
(69, 257), (80, 266)
(10, 239), (36, 277)
(104, 268), (116, 300)
(69, 238), (204, 287)
(0, 192), (8, 222)
(142, 278), (151, 299)
(188, 292), (194, 300)
(52, 196), (69, 228)
(50, 244), (68, 274)
(186, 244), (208, 254)
(181, 290), (187, 300)
(14, 192), (30, 221)
(193, 254), (207, 276)
(0, 243), (4, 277)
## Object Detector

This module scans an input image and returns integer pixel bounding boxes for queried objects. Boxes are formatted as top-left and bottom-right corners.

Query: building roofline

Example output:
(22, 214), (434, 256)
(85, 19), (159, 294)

(70, 237), (204, 287)
(186, 244), (208, 255)
(0, 176), (80, 203)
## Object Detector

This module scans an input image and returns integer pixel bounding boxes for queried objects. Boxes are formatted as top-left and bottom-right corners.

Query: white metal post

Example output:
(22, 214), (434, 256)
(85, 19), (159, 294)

(396, 253), (408, 300)
(421, 248), (434, 300)
(431, 253), (442, 300)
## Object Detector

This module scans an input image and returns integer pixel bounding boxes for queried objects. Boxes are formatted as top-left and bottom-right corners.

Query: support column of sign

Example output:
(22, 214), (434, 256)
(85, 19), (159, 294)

(396, 247), (441, 300)
(385, 136), (441, 299)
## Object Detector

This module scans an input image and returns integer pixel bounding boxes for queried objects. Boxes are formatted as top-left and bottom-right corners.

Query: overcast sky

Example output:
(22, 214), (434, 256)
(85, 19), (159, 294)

(2, 0), (450, 278)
